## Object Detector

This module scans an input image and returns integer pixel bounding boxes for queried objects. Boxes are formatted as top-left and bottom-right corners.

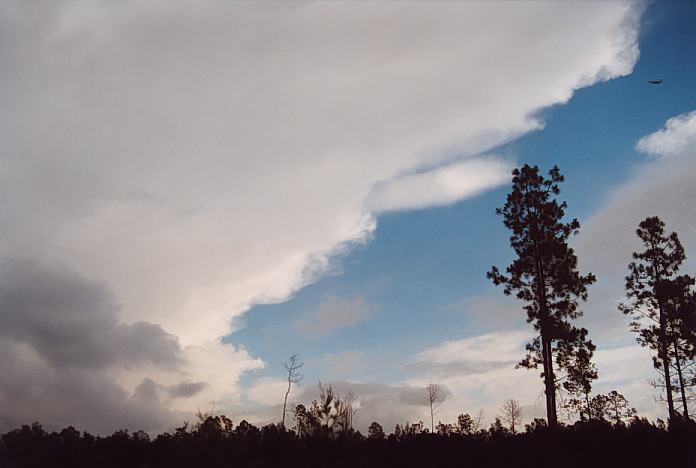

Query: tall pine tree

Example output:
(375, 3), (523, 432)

(488, 165), (595, 428)
(662, 275), (696, 420)
(620, 216), (685, 422)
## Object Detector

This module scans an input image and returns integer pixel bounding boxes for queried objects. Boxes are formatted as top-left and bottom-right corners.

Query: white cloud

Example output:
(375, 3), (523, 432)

(367, 157), (513, 213)
(592, 345), (659, 420)
(0, 0), (642, 430)
(294, 296), (376, 338)
(636, 110), (696, 158)
(409, 330), (531, 372)
(244, 377), (292, 407)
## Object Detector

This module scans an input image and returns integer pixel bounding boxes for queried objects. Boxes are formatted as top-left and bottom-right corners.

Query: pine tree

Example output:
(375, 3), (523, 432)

(488, 164), (596, 428)
(619, 216), (686, 422)
(661, 274), (696, 420)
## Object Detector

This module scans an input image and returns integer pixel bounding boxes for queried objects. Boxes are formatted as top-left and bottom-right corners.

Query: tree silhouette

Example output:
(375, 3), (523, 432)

(499, 399), (522, 434)
(294, 382), (356, 437)
(456, 410), (483, 435)
(281, 354), (304, 428)
(488, 164), (596, 428)
(661, 275), (696, 420)
(588, 391), (637, 424)
(426, 383), (444, 433)
(367, 422), (385, 440)
(619, 216), (687, 422)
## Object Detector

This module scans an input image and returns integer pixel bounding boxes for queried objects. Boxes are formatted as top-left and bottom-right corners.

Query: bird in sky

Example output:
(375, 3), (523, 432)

(648, 79), (663, 84)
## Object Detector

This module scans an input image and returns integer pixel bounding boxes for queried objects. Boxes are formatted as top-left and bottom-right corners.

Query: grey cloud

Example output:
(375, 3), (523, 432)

(445, 293), (527, 333)
(294, 296), (375, 338)
(0, 258), (184, 369)
(167, 381), (208, 399)
(403, 360), (516, 378)
(133, 378), (164, 403)
(0, 258), (190, 433)
(0, 339), (182, 434)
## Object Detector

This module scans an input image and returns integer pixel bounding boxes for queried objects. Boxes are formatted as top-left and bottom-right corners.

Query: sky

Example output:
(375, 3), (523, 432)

(1, 0), (695, 434)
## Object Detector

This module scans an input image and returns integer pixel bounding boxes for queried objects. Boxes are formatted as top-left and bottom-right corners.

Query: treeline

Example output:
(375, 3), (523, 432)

(1, 416), (695, 468)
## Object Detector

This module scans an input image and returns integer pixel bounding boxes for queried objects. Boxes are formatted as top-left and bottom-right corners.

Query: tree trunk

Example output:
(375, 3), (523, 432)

(660, 341), (676, 421)
(672, 339), (690, 420)
(541, 334), (558, 427)
(430, 401), (434, 433)
(281, 381), (291, 428)
(659, 306), (676, 422)
(584, 391), (591, 421)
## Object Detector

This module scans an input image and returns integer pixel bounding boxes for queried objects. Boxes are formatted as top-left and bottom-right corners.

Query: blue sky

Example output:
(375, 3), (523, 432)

(230, 1), (696, 403)
(2, 1), (696, 434)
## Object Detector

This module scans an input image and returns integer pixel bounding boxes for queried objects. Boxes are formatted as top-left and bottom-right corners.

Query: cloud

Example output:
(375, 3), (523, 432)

(0, 257), (262, 433)
(294, 296), (376, 338)
(445, 293), (527, 333)
(403, 330), (662, 427)
(636, 110), (696, 158)
(402, 330), (546, 426)
(574, 109), (696, 345)
(0, 258), (184, 370)
(167, 381), (208, 399)
(323, 351), (365, 378)
(367, 157), (512, 213)
(407, 330), (532, 377)
(0, 1), (642, 430)
(244, 377), (290, 407)
(0, 330), (183, 434)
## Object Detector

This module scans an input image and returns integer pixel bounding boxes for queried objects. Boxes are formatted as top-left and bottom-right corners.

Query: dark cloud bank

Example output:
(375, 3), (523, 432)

(0, 258), (198, 433)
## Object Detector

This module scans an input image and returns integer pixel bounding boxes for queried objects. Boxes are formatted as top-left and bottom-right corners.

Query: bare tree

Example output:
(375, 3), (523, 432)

(427, 383), (444, 433)
(281, 354), (304, 428)
(500, 399), (523, 434)
(472, 409), (484, 433)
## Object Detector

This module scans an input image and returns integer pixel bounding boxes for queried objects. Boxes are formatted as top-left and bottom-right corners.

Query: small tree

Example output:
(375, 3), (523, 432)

(499, 399), (523, 434)
(589, 391), (637, 424)
(367, 422), (385, 440)
(281, 354), (304, 428)
(488, 165), (596, 428)
(426, 383), (444, 433)
(456, 413), (474, 435)
(296, 382), (356, 437)
(436, 422), (455, 435)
